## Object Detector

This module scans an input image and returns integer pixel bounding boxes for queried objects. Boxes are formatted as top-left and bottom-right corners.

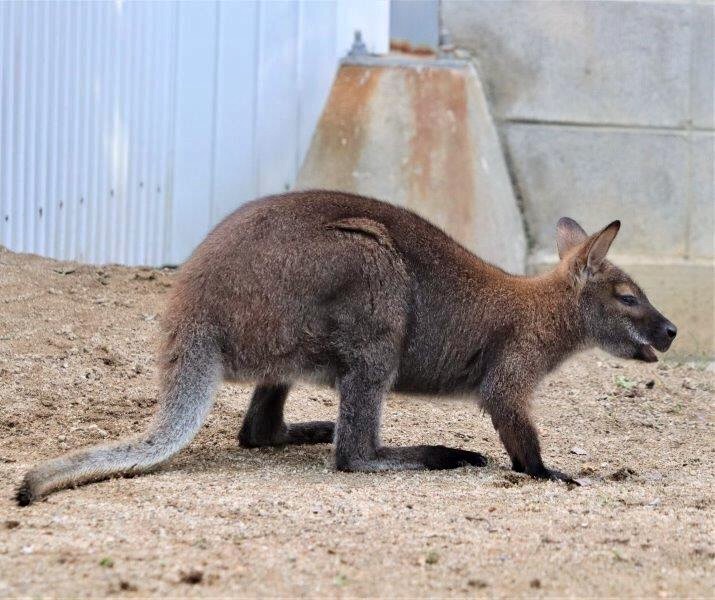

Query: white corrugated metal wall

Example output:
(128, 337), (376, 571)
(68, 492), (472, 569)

(0, 0), (389, 266)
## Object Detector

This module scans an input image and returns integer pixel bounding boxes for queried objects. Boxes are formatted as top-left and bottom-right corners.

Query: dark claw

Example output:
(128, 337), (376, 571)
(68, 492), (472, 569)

(547, 468), (580, 485)
(528, 466), (580, 485)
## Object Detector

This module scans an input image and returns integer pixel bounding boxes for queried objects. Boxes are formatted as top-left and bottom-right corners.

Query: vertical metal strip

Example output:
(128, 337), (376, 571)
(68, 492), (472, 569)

(0, 1), (10, 247)
(77, 2), (91, 262)
(13, 4), (26, 251)
(56, 4), (69, 258)
(46, 2), (60, 259)
(252, 1), (263, 198)
(25, 0), (36, 253)
(35, 1), (49, 257)
(0, 1), (7, 247)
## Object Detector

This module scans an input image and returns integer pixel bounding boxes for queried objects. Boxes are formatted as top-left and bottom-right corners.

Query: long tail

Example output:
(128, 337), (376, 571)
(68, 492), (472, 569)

(16, 334), (220, 506)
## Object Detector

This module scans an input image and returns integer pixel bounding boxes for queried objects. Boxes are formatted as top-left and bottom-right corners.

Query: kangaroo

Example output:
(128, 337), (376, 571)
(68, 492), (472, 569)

(16, 190), (677, 505)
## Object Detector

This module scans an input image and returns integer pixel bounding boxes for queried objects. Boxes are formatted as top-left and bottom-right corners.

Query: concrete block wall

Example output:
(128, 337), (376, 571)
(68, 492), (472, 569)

(444, 0), (714, 358)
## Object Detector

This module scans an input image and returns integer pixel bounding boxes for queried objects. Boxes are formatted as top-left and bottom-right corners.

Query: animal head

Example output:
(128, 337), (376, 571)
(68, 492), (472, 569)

(556, 217), (677, 362)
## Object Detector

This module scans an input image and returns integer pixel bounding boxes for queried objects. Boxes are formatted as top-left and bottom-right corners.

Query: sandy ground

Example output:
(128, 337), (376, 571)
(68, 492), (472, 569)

(0, 246), (713, 598)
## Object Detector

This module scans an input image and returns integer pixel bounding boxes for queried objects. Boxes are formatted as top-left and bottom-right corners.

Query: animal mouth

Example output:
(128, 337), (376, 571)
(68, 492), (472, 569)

(635, 344), (658, 363)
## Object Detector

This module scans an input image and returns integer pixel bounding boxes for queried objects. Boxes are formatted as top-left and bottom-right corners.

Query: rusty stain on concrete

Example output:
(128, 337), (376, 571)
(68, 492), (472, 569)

(405, 68), (475, 248)
(389, 39), (437, 57)
(301, 65), (382, 191)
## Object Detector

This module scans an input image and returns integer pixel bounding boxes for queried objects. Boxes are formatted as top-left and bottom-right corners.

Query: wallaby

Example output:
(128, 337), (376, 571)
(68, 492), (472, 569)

(16, 190), (677, 505)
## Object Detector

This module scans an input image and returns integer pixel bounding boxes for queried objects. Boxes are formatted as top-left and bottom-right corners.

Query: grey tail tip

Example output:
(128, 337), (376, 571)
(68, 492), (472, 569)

(15, 481), (34, 507)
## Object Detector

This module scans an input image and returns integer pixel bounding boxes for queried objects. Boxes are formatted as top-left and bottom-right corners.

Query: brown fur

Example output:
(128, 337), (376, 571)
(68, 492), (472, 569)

(16, 191), (676, 505)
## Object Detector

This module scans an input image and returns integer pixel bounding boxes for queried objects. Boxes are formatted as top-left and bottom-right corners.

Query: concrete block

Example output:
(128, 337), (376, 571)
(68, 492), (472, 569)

(529, 259), (715, 359)
(504, 123), (690, 258)
(691, 3), (715, 129)
(690, 133), (715, 258)
(296, 57), (527, 273)
(443, 0), (692, 127)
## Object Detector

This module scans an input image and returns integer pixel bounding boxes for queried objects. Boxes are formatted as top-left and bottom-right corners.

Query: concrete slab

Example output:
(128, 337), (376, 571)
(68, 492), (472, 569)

(503, 123), (690, 258)
(444, 0), (693, 127)
(691, 3), (715, 129)
(296, 57), (527, 274)
(690, 133), (715, 259)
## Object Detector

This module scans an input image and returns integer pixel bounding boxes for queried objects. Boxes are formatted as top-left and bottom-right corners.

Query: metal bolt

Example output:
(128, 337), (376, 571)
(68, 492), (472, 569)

(438, 28), (455, 58)
(348, 30), (367, 57)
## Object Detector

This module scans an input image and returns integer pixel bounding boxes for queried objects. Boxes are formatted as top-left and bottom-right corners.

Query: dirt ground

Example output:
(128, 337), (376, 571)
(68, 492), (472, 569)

(0, 246), (713, 598)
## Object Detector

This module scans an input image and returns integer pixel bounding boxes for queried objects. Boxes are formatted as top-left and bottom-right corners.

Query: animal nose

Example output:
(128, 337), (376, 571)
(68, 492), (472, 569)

(665, 324), (677, 339)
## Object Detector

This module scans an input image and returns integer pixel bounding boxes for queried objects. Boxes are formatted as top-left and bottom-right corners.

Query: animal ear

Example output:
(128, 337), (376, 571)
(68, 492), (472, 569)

(583, 220), (620, 273)
(556, 217), (588, 258)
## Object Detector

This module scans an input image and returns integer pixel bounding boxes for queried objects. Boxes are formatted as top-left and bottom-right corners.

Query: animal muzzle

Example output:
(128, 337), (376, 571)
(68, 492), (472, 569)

(633, 317), (676, 362)
(651, 319), (677, 353)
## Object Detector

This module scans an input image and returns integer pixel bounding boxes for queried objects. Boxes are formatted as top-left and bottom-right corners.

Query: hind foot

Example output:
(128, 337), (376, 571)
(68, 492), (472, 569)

(239, 420), (335, 448)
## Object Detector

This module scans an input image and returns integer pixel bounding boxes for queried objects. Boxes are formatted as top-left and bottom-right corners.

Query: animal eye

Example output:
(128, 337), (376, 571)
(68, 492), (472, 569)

(618, 294), (638, 307)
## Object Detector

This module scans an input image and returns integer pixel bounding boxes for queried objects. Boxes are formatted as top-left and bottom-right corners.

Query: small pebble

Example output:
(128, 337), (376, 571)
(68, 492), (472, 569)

(573, 477), (593, 487)
(180, 569), (203, 585)
(119, 581), (137, 592)
(579, 463), (597, 475)
(609, 467), (637, 481)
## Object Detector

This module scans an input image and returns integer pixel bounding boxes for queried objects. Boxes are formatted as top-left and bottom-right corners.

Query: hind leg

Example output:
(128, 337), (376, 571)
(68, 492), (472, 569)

(334, 369), (487, 472)
(238, 383), (334, 448)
